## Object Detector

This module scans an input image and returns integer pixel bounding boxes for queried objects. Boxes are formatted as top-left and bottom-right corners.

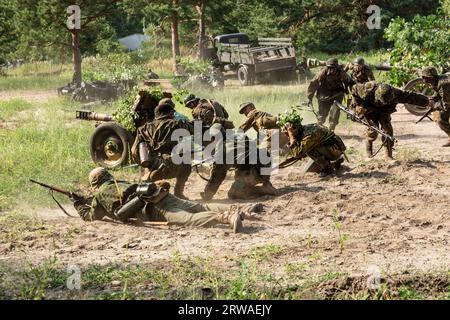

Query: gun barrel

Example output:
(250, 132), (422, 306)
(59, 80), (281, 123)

(76, 110), (114, 122)
(29, 179), (73, 197)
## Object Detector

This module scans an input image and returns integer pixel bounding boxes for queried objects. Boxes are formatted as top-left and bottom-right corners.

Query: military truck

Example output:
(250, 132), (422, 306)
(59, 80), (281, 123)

(204, 33), (298, 86)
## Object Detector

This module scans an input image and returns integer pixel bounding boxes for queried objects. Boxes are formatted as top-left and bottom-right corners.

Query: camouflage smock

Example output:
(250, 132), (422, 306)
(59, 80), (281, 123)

(133, 114), (193, 157)
(432, 75), (450, 111)
(344, 63), (375, 84)
(74, 180), (137, 221)
(290, 124), (336, 158)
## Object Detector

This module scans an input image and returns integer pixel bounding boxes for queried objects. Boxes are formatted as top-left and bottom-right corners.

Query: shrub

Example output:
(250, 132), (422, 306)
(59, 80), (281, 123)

(384, 14), (450, 85)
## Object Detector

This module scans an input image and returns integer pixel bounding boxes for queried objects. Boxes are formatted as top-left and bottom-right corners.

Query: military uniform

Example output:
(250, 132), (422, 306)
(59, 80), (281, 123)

(73, 169), (244, 232)
(191, 99), (234, 129)
(238, 103), (289, 151)
(307, 59), (354, 131)
(351, 81), (429, 157)
(132, 105), (194, 198)
(288, 124), (346, 174)
(431, 75), (450, 142)
(344, 63), (375, 84)
(201, 131), (278, 200)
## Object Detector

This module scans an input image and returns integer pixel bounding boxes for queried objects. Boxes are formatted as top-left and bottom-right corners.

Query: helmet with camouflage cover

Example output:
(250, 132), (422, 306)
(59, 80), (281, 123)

(326, 58), (339, 67)
(89, 167), (113, 189)
(374, 83), (396, 105)
(158, 98), (175, 109)
(154, 103), (175, 119)
(354, 57), (365, 65)
(183, 93), (198, 107)
(352, 81), (377, 100)
(421, 67), (438, 79)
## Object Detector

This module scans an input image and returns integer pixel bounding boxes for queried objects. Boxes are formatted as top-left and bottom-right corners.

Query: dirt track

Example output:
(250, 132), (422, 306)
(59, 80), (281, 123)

(1, 106), (448, 286)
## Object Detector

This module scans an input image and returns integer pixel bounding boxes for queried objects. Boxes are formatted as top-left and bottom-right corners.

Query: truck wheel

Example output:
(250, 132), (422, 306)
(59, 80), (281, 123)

(402, 78), (435, 116)
(90, 122), (134, 169)
(237, 65), (254, 86)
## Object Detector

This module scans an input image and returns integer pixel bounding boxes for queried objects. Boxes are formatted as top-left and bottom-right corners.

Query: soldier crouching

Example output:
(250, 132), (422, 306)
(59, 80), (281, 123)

(279, 109), (346, 177)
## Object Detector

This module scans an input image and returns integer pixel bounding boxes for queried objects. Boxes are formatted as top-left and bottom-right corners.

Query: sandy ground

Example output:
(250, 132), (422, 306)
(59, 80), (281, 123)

(1, 103), (448, 286)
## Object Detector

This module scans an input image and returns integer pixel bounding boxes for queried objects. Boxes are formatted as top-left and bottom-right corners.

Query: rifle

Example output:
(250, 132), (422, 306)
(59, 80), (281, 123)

(415, 98), (441, 124)
(29, 179), (80, 217)
(333, 100), (397, 143)
(300, 101), (318, 117)
(415, 107), (434, 124)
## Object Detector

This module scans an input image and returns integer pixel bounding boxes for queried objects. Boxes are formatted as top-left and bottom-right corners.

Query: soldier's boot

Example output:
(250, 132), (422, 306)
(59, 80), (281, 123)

(384, 144), (394, 160)
(333, 157), (345, 171)
(256, 181), (279, 196)
(174, 181), (189, 200)
(328, 122), (337, 132)
(365, 141), (373, 158)
(442, 139), (450, 147)
(217, 211), (245, 233)
(319, 166), (334, 177)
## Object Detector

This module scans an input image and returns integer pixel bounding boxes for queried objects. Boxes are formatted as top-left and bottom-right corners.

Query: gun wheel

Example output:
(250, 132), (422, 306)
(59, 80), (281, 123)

(90, 122), (134, 169)
(402, 78), (435, 116)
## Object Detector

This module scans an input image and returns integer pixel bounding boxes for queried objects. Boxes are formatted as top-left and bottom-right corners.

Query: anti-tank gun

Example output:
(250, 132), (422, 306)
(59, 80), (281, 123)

(76, 90), (172, 169)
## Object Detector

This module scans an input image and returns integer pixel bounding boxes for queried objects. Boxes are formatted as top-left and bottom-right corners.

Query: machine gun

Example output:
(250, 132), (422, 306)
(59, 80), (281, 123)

(29, 179), (81, 217)
(333, 101), (397, 143)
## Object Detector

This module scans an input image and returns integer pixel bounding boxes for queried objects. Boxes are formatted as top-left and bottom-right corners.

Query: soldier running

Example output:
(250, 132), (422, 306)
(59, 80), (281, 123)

(350, 81), (429, 159)
(71, 168), (245, 233)
(344, 57), (375, 84)
(421, 67), (450, 147)
(307, 58), (354, 131)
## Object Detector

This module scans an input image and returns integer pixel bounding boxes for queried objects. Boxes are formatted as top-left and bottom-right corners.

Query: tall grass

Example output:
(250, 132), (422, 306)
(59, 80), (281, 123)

(0, 98), (94, 210)
(0, 62), (72, 91)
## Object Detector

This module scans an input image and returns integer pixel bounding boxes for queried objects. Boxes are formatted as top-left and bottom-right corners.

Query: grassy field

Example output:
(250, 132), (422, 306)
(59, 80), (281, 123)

(0, 237), (447, 300)
(0, 62), (72, 91)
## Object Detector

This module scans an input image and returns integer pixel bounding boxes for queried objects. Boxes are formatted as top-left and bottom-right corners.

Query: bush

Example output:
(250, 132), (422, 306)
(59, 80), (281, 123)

(83, 53), (146, 83)
(384, 14), (450, 86)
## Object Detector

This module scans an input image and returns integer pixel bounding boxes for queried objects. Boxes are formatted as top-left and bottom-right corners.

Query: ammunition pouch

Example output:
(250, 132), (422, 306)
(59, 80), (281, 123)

(115, 196), (145, 222)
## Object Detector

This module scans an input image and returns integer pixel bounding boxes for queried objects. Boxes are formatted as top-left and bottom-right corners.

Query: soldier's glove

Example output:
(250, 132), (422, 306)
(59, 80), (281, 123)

(69, 193), (83, 203)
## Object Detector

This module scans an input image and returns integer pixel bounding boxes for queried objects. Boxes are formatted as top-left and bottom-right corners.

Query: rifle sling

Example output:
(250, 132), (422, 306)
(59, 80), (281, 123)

(51, 190), (77, 218)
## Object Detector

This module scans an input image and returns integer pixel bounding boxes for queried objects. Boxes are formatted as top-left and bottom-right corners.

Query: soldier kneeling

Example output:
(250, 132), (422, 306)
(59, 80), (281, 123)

(279, 110), (346, 177)
(71, 168), (245, 233)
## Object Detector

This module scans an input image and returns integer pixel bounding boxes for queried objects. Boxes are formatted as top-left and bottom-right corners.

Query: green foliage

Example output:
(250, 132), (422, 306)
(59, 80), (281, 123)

(0, 99), (33, 121)
(384, 14), (450, 85)
(112, 87), (189, 132)
(83, 53), (146, 83)
(178, 57), (211, 75)
(277, 107), (304, 129)
(112, 87), (140, 132)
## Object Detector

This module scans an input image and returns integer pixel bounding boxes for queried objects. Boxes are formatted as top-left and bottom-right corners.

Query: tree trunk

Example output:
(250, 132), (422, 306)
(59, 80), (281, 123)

(71, 29), (82, 87)
(171, 0), (181, 75)
(197, 0), (207, 60)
